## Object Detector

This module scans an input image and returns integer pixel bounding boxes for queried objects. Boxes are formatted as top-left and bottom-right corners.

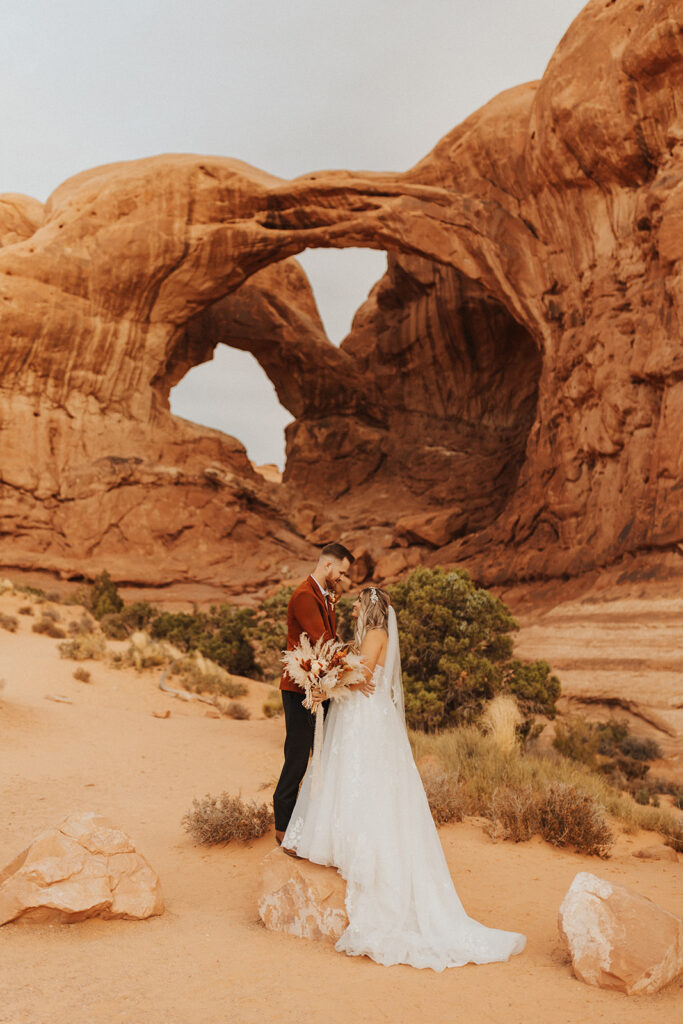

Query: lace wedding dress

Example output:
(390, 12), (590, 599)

(282, 609), (526, 971)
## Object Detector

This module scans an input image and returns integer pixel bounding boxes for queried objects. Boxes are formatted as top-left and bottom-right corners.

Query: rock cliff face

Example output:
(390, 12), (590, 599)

(0, 0), (681, 591)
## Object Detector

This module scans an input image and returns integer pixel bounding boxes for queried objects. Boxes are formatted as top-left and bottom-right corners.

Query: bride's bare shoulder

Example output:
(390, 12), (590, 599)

(360, 627), (388, 651)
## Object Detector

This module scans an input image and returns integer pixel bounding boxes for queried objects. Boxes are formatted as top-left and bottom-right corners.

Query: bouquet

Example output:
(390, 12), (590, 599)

(282, 635), (366, 788)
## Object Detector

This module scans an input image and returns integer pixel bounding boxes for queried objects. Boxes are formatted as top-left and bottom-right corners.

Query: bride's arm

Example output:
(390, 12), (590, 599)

(348, 628), (386, 697)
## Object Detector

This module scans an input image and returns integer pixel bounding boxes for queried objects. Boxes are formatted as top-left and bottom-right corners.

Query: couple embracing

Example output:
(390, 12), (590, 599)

(273, 542), (526, 972)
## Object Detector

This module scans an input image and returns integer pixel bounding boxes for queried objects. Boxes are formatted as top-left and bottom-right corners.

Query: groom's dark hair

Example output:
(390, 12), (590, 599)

(321, 541), (355, 564)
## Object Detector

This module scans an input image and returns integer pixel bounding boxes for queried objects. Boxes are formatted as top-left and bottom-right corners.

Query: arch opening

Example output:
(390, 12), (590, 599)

(157, 238), (542, 544)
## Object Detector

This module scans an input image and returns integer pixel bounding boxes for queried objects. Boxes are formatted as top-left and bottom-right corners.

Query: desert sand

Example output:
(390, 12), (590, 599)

(1, 584), (681, 1024)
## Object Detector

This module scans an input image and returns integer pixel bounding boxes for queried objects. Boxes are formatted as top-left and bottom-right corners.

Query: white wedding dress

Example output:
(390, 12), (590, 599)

(282, 609), (526, 971)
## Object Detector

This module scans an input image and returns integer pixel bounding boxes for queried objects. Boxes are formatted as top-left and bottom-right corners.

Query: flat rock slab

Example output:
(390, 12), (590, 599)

(258, 848), (348, 943)
(558, 871), (683, 995)
(0, 811), (164, 925)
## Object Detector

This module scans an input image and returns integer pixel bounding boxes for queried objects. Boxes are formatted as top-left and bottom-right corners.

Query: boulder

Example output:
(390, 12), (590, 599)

(0, 812), (164, 925)
(258, 848), (348, 943)
(558, 871), (683, 995)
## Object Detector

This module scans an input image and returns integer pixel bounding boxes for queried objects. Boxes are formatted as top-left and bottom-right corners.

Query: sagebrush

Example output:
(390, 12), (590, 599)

(182, 793), (273, 844)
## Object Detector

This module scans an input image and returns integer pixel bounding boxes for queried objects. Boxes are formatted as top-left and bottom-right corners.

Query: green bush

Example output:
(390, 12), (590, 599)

(100, 601), (155, 639)
(79, 570), (124, 620)
(388, 567), (560, 731)
(554, 718), (662, 796)
(151, 605), (257, 676)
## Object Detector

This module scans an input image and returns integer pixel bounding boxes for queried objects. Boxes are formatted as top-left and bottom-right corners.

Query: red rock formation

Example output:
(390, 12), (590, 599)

(0, 0), (681, 592)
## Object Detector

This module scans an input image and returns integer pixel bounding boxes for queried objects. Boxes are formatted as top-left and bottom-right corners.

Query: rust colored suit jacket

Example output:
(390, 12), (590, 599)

(280, 575), (337, 693)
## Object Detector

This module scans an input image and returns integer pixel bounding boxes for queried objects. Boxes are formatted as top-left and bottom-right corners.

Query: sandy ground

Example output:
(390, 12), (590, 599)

(0, 585), (682, 1024)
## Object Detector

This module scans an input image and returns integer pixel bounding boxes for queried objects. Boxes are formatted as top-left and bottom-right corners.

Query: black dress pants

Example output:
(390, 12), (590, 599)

(273, 691), (327, 833)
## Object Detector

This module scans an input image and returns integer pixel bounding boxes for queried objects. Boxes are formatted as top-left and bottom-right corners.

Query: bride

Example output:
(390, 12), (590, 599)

(282, 586), (526, 971)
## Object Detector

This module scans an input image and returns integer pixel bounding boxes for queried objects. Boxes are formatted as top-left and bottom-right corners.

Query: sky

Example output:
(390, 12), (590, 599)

(2, 0), (588, 468)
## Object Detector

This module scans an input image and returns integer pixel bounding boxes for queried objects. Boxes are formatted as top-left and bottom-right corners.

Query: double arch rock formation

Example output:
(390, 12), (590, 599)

(0, 0), (681, 592)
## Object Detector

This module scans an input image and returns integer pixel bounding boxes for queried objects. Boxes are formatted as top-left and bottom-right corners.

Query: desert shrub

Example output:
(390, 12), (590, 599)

(171, 652), (248, 697)
(40, 607), (61, 622)
(554, 717), (662, 796)
(504, 659), (562, 716)
(538, 785), (614, 857)
(553, 718), (602, 767)
(99, 601), (155, 639)
(0, 613), (19, 633)
(116, 632), (179, 670)
(411, 725), (682, 852)
(486, 786), (540, 843)
(619, 735), (662, 761)
(67, 612), (96, 636)
(248, 587), (292, 678)
(32, 618), (66, 638)
(333, 595), (356, 645)
(675, 791), (683, 811)
(389, 567), (561, 731)
(420, 764), (467, 825)
(18, 605), (33, 616)
(14, 583), (46, 600)
(58, 633), (107, 660)
(73, 667), (92, 683)
(182, 793), (273, 844)
(262, 689), (283, 718)
(79, 570), (124, 619)
(225, 701), (250, 720)
(151, 605), (257, 676)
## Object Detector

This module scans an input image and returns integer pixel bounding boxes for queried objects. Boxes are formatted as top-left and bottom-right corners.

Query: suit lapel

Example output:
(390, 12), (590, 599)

(307, 575), (334, 636)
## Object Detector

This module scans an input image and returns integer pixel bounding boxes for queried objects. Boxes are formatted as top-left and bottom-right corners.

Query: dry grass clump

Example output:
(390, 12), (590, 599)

(486, 786), (540, 843)
(486, 784), (614, 856)
(58, 633), (107, 660)
(73, 667), (92, 683)
(538, 785), (614, 856)
(262, 689), (283, 718)
(0, 612), (19, 633)
(32, 617), (67, 639)
(182, 793), (273, 844)
(420, 763), (467, 825)
(411, 722), (682, 853)
(18, 605), (33, 616)
(173, 650), (248, 698)
(113, 631), (182, 670)
(225, 700), (250, 720)
(480, 694), (523, 754)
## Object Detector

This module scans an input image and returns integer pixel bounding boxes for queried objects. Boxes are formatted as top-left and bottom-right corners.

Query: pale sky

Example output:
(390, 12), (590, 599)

(2, 0), (588, 468)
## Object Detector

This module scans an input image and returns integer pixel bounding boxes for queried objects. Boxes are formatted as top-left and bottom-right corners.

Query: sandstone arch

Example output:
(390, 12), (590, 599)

(0, 0), (681, 591)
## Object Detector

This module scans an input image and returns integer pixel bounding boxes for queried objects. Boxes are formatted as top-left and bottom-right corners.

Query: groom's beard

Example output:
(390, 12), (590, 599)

(324, 573), (338, 594)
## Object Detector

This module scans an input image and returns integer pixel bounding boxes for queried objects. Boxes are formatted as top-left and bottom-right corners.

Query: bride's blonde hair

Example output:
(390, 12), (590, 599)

(353, 587), (391, 651)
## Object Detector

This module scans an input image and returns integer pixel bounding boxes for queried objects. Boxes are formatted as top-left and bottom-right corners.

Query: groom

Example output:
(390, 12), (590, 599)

(273, 541), (355, 844)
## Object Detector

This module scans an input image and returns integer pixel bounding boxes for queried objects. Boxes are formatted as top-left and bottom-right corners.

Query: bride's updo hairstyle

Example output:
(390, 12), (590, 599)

(353, 587), (391, 651)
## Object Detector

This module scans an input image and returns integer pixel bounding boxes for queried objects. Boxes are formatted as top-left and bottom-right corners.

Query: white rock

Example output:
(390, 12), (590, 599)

(558, 871), (683, 995)
(258, 848), (348, 943)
